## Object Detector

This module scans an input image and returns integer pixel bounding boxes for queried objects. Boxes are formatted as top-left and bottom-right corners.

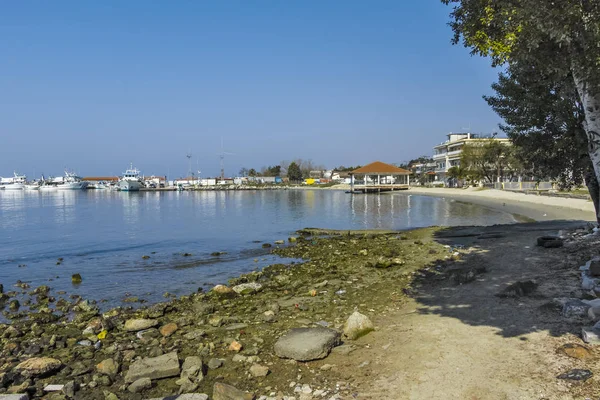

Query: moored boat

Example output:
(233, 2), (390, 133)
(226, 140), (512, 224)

(52, 170), (89, 190)
(0, 172), (26, 190)
(118, 164), (143, 192)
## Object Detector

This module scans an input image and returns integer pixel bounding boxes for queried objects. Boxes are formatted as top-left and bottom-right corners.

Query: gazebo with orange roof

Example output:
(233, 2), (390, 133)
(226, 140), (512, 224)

(349, 161), (411, 193)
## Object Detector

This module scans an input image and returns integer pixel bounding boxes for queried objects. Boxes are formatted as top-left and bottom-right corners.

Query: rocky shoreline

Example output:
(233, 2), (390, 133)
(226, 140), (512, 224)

(0, 227), (467, 400)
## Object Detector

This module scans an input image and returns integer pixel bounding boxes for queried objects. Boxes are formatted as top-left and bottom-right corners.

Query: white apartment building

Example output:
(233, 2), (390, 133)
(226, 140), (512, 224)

(432, 132), (511, 186)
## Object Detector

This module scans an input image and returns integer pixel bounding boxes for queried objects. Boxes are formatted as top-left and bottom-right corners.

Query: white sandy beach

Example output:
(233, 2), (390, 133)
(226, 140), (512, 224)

(403, 187), (595, 222)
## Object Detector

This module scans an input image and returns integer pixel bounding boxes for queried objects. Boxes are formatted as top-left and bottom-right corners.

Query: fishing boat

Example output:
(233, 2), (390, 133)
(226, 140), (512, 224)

(52, 170), (89, 190)
(0, 172), (27, 190)
(117, 164), (143, 192)
(24, 182), (40, 190)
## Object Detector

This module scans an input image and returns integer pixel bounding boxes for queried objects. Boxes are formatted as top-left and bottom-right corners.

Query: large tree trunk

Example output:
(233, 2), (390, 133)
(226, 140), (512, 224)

(573, 73), (600, 224)
(585, 168), (600, 223)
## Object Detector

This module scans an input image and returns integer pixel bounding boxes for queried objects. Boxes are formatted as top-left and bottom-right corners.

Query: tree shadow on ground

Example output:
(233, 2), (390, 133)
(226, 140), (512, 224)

(411, 220), (596, 338)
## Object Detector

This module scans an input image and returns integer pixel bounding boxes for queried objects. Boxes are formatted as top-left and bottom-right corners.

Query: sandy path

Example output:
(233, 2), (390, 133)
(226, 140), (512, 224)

(326, 221), (599, 400)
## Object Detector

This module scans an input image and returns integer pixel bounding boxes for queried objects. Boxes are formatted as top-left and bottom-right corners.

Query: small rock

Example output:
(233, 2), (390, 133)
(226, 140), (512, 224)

(229, 340), (243, 352)
(213, 382), (254, 400)
(181, 356), (204, 382)
(249, 363), (269, 377)
(96, 358), (119, 376)
(557, 343), (591, 360)
(128, 377), (152, 393)
(582, 326), (600, 344)
(212, 285), (235, 296)
(263, 310), (276, 322)
(562, 300), (590, 318)
(142, 255), (150, 259)
(274, 240), (285, 245)
(159, 322), (178, 337)
(71, 274), (82, 284)
(232, 354), (247, 362)
(62, 381), (76, 398)
(590, 260), (600, 277)
(208, 358), (223, 370)
(556, 369), (592, 381)
(232, 283), (263, 295)
(123, 319), (159, 332)
(343, 311), (374, 340)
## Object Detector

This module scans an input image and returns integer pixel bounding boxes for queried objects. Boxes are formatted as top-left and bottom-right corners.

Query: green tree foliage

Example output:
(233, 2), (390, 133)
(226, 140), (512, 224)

(442, 0), (600, 216)
(484, 65), (590, 188)
(287, 162), (303, 182)
(459, 140), (517, 184)
(446, 166), (464, 180)
(248, 168), (257, 177)
(483, 63), (599, 219)
(261, 165), (282, 177)
(238, 167), (249, 177)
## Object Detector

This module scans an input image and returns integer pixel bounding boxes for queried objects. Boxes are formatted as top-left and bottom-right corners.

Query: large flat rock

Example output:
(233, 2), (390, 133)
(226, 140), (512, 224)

(15, 357), (62, 378)
(125, 352), (180, 383)
(274, 327), (340, 361)
(213, 382), (254, 400)
(145, 395), (208, 400)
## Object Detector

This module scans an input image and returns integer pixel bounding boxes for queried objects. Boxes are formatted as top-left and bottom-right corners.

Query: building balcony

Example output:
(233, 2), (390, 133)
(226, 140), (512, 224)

(432, 153), (447, 160)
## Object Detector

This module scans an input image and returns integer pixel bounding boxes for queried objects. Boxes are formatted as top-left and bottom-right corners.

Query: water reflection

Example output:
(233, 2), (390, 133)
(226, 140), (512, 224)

(0, 189), (517, 312)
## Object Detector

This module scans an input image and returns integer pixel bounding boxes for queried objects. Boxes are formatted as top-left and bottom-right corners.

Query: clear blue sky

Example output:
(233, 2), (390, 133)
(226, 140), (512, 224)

(1, 1), (502, 178)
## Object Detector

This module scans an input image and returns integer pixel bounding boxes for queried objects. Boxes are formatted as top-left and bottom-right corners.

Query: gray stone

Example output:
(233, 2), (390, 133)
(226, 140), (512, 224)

(582, 327), (600, 344)
(180, 356), (204, 382)
(0, 395), (29, 400)
(562, 300), (591, 318)
(581, 272), (600, 290)
(96, 358), (119, 376)
(123, 319), (159, 332)
(589, 260), (600, 276)
(125, 352), (180, 383)
(274, 327), (340, 361)
(207, 358), (223, 370)
(175, 377), (198, 394)
(224, 323), (249, 331)
(232, 283), (262, 295)
(249, 364), (269, 377)
(128, 377), (152, 393)
(212, 382), (254, 400)
(62, 381), (76, 398)
(144, 395), (209, 400)
(343, 311), (374, 340)
(331, 344), (356, 356)
(192, 302), (215, 316)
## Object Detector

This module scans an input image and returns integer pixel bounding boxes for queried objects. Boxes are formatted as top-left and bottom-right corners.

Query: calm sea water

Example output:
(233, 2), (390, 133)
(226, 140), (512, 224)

(0, 189), (516, 308)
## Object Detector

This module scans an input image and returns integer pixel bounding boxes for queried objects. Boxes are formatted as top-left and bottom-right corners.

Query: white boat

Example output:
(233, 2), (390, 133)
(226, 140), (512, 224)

(118, 164), (143, 192)
(24, 183), (40, 190)
(0, 172), (26, 190)
(39, 184), (57, 191)
(52, 170), (89, 190)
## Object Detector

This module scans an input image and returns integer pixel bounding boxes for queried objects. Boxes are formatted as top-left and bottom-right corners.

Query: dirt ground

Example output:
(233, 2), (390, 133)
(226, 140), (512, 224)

(325, 221), (600, 400)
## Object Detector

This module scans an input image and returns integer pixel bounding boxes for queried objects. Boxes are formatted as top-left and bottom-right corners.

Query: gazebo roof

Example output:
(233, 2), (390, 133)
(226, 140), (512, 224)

(350, 161), (410, 175)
